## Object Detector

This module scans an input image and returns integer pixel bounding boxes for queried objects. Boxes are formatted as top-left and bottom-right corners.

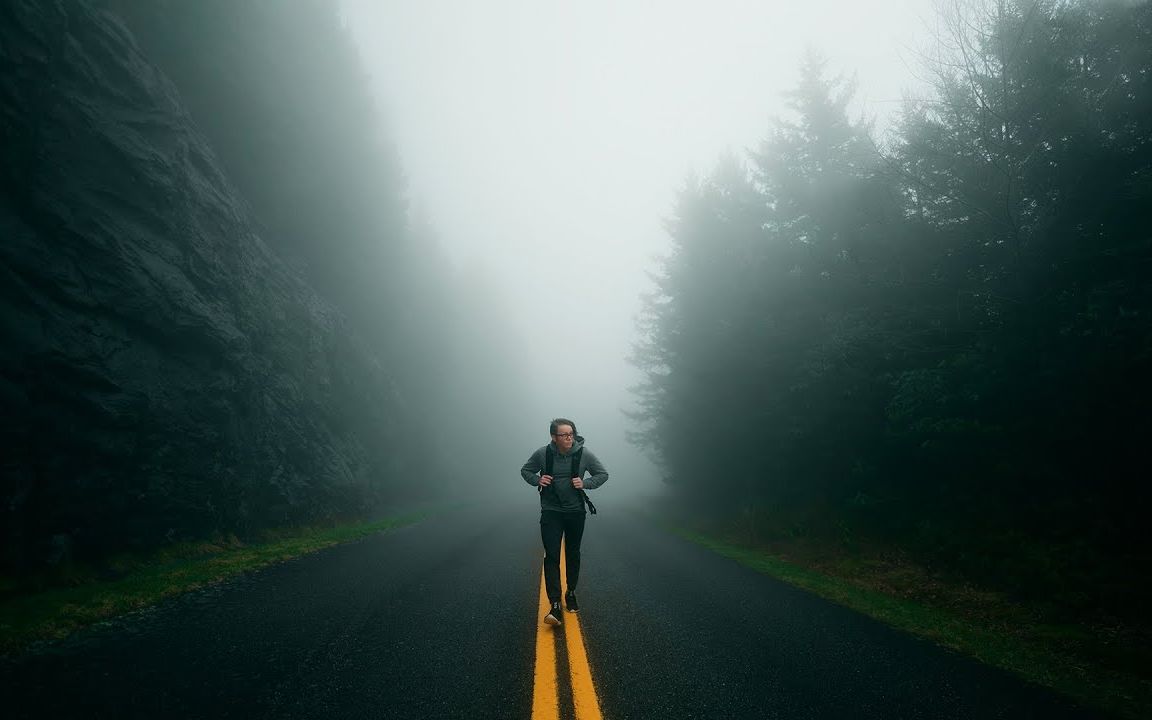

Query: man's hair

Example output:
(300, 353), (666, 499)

(550, 418), (577, 436)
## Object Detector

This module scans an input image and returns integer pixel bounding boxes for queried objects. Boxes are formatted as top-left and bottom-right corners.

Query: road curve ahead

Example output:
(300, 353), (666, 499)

(2, 504), (1112, 719)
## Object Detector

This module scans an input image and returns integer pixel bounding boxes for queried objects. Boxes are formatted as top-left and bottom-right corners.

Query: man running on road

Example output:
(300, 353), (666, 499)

(520, 418), (609, 626)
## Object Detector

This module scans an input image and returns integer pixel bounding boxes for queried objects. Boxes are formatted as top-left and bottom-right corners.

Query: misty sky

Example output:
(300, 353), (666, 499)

(341, 0), (933, 488)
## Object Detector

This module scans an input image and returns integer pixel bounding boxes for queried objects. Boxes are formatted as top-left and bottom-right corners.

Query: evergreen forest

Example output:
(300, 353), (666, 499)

(631, 0), (1152, 627)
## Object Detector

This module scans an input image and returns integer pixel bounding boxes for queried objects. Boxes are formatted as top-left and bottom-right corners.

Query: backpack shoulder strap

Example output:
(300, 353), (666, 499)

(571, 447), (597, 515)
(544, 445), (554, 477)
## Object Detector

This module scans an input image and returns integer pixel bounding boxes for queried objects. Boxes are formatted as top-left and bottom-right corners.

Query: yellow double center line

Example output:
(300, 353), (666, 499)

(532, 541), (604, 720)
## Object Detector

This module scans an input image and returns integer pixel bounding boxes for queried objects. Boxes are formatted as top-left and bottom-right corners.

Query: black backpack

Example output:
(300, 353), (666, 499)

(542, 443), (598, 515)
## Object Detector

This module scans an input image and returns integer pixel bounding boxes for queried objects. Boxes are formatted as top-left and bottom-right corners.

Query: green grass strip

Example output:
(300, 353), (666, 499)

(670, 525), (1150, 720)
(0, 513), (424, 654)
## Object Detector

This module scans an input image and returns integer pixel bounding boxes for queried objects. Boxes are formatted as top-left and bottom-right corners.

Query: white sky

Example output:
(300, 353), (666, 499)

(342, 0), (934, 486)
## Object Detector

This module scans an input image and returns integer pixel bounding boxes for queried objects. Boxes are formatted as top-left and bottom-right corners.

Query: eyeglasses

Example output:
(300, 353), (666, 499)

(553, 432), (574, 439)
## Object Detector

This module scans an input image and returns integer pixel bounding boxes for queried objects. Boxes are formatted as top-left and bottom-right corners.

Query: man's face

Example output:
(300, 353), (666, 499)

(552, 424), (575, 453)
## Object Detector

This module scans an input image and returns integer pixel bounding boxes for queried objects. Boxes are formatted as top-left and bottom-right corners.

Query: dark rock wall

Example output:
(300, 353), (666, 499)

(1, 0), (416, 571)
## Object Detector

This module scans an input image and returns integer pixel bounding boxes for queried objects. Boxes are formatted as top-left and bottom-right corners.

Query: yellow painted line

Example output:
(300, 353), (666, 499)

(560, 542), (604, 720)
(532, 564), (559, 720)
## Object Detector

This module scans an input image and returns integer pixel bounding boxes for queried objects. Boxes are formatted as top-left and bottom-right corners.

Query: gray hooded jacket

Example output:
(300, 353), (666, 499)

(520, 437), (609, 513)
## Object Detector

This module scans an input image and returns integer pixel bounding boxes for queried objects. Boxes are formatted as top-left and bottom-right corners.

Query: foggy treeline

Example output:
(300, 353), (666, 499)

(632, 0), (1151, 621)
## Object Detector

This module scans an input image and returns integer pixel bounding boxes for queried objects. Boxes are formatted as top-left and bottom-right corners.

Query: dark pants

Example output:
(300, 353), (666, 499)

(540, 510), (586, 603)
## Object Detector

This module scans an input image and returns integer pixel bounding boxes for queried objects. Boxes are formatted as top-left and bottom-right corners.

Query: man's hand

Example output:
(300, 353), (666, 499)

(539, 474), (554, 487)
(572, 477), (584, 490)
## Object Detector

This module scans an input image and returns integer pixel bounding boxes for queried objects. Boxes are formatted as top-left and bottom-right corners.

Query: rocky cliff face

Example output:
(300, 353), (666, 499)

(0, 0), (415, 571)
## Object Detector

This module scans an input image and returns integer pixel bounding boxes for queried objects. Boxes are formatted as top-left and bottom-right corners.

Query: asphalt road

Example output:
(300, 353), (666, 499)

(2, 503), (1112, 719)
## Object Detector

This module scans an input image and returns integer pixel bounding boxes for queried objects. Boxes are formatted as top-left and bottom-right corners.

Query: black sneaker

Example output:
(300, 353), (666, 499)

(565, 589), (579, 613)
(544, 601), (563, 626)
